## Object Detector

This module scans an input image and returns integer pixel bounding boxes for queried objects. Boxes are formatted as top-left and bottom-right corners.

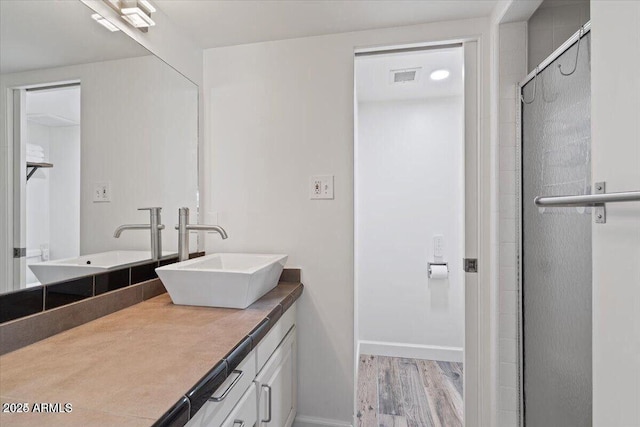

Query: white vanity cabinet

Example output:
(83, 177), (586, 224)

(255, 326), (297, 427)
(187, 303), (297, 427)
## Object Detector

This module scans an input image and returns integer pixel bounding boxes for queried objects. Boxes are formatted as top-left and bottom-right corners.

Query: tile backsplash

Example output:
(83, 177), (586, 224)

(0, 256), (177, 323)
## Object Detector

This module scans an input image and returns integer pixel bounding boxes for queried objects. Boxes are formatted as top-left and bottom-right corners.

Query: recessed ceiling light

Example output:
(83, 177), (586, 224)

(91, 13), (120, 32)
(430, 69), (450, 81)
(121, 7), (156, 28)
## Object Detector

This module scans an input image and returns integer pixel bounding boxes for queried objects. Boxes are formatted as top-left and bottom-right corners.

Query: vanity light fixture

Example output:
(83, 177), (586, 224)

(91, 13), (120, 32)
(138, 0), (156, 13)
(121, 6), (155, 28)
(430, 69), (450, 81)
(103, 0), (157, 32)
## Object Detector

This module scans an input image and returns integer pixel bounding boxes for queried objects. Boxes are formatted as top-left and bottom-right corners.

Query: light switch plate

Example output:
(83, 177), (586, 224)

(310, 175), (334, 200)
(93, 182), (111, 202)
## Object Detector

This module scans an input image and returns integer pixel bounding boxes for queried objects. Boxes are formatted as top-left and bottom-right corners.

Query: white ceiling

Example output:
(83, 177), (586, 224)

(27, 87), (81, 126)
(156, 0), (499, 49)
(356, 47), (463, 102)
(0, 1), (150, 75)
(1, 1), (498, 75)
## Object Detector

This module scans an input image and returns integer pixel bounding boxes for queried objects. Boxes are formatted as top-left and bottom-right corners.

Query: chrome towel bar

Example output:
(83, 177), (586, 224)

(534, 182), (640, 224)
(534, 191), (640, 207)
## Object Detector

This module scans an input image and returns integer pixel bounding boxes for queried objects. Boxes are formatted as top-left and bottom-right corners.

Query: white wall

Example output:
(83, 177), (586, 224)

(203, 18), (493, 426)
(527, 0), (590, 72)
(356, 97), (464, 362)
(49, 125), (81, 260)
(76, 56), (198, 254)
(1, 55), (198, 259)
(25, 124), (51, 286)
(591, 2), (640, 425)
(25, 125), (50, 258)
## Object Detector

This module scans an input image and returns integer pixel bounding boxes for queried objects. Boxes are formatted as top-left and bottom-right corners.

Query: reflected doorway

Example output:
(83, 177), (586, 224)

(14, 84), (81, 289)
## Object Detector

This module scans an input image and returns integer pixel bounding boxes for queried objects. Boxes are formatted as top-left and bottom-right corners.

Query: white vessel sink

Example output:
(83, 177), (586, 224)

(29, 250), (175, 285)
(156, 253), (288, 309)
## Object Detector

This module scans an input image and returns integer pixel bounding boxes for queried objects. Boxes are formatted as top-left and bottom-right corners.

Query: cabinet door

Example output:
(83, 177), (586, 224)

(221, 384), (257, 427)
(255, 326), (296, 427)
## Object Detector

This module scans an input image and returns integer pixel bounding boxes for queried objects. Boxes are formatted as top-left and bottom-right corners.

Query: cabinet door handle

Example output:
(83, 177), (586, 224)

(233, 421), (245, 427)
(209, 370), (244, 402)
(261, 384), (272, 423)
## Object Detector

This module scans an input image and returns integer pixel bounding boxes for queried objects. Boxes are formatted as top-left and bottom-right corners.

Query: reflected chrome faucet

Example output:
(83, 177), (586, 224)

(114, 207), (165, 261)
(176, 207), (228, 261)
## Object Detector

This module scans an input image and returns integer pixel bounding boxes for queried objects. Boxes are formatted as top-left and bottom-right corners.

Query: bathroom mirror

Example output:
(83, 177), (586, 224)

(0, 1), (198, 295)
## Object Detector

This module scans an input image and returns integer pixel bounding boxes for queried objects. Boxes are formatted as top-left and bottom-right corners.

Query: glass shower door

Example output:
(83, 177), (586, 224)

(520, 32), (592, 426)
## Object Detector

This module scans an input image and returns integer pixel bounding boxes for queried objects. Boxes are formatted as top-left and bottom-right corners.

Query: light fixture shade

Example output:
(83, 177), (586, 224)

(91, 13), (120, 32)
(121, 7), (155, 27)
(138, 0), (156, 13)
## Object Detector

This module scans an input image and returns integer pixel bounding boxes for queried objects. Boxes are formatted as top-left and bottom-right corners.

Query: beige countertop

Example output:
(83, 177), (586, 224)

(0, 282), (302, 426)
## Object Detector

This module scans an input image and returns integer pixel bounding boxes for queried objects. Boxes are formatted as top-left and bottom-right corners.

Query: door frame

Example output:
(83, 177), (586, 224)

(12, 89), (27, 290)
(352, 38), (484, 426)
(0, 87), (21, 294)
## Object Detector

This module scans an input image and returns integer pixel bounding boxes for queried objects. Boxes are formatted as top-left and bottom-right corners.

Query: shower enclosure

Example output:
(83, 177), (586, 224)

(519, 26), (592, 426)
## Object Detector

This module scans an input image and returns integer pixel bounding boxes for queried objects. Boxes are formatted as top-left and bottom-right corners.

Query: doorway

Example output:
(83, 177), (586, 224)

(354, 42), (478, 426)
(12, 84), (81, 290)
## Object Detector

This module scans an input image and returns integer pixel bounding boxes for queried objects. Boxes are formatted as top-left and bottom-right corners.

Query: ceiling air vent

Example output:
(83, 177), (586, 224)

(390, 67), (421, 84)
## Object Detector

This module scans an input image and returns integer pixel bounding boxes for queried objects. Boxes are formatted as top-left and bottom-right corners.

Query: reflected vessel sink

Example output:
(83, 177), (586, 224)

(155, 253), (288, 309)
(29, 250), (175, 285)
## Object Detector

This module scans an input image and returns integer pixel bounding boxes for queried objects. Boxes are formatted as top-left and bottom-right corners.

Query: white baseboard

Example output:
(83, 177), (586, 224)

(359, 340), (463, 363)
(294, 415), (353, 427)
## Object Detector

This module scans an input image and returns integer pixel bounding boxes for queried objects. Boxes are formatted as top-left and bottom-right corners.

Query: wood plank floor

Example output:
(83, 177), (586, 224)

(357, 355), (463, 427)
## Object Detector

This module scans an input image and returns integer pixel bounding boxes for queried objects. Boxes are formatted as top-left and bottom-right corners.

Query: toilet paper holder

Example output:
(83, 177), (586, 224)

(428, 262), (448, 279)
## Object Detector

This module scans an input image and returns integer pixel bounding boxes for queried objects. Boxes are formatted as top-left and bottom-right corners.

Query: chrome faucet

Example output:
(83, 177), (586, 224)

(114, 207), (165, 260)
(176, 207), (228, 261)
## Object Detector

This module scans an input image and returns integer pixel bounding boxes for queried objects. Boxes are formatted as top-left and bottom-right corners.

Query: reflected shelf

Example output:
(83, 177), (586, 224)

(26, 162), (53, 181)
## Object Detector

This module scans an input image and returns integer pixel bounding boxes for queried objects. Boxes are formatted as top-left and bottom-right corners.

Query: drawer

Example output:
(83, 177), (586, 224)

(256, 302), (296, 374)
(186, 350), (257, 427)
(221, 384), (257, 427)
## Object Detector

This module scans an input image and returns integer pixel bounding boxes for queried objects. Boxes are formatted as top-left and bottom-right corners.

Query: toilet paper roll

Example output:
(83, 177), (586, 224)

(429, 264), (448, 280)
